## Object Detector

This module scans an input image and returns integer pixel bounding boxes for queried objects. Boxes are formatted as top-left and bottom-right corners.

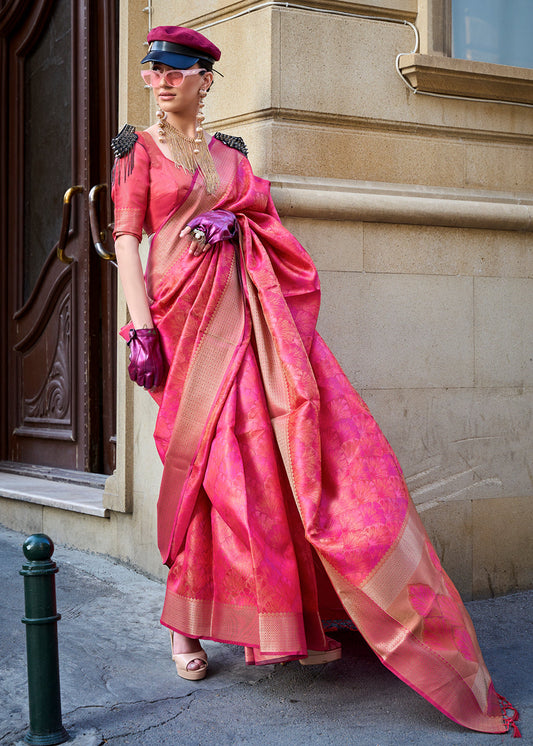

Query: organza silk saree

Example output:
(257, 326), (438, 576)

(114, 131), (519, 736)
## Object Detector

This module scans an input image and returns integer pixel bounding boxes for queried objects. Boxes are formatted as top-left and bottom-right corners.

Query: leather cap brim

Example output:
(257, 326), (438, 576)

(140, 50), (200, 68)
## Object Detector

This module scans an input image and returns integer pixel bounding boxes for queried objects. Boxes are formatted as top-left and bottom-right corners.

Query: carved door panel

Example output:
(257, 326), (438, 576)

(0, 0), (117, 474)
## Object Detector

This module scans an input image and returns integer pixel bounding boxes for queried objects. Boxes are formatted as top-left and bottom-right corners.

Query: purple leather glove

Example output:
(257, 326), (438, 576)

(187, 210), (238, 245)
(127, 328), (167, 389)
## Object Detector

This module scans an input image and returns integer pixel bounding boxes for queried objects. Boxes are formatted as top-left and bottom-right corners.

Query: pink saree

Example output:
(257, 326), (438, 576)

(114, 131), (519, 736)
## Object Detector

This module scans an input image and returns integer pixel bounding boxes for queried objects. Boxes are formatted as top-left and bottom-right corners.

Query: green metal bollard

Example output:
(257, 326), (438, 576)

(20, 534), (70, 745)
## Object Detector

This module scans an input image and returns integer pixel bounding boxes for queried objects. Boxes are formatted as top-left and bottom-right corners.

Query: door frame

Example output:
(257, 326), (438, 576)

(0, 0), (117, 474)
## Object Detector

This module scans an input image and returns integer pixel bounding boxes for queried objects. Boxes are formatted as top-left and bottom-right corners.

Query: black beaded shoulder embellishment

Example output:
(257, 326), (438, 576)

(111, 124), (138, 158)
(214, 132), (248, 157)
(111, 124), (138, 186)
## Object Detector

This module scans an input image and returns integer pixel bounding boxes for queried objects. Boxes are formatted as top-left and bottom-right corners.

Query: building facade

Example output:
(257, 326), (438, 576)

(1, 0), (532, 599)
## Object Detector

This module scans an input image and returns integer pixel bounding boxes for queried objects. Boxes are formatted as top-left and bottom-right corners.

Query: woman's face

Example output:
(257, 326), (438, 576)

(151, 62), (213, 119)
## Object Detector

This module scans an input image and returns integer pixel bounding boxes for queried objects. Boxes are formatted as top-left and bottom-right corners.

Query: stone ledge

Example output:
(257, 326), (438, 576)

(398, 53), (533, 105)
(0, 472), (109, 518)
(185, 0), (418, 29)
(269, 174), (533, 230)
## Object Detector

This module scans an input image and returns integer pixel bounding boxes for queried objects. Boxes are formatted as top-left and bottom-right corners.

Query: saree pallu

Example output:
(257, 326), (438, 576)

(123, 137), (517, 735)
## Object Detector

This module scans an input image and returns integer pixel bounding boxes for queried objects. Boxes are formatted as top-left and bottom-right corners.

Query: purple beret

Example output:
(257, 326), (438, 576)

(141, 25), (221, 68)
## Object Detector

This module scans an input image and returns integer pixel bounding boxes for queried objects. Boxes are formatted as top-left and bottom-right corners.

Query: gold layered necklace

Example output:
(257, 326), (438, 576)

(157, 111), (219, 195)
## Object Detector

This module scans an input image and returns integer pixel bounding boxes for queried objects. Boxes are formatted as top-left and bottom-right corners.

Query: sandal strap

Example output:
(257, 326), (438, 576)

(172, 649), (208, 667)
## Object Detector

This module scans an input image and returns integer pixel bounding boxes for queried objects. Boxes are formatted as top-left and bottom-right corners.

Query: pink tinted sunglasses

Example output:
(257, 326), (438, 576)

(141, 68), (206, 88)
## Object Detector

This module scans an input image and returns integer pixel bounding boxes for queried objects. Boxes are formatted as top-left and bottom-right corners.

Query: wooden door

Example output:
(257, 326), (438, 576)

(0, 0), (117, 475)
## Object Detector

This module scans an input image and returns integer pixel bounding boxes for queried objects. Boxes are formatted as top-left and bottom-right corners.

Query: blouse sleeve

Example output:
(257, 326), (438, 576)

(111, 135), (150, 242)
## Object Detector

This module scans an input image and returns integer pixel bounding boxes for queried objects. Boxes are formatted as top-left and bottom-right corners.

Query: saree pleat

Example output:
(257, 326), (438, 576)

(116, 133), (515, 734)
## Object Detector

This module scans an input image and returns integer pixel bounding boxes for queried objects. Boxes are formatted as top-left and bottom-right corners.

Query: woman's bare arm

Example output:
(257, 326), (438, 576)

(114, 234), (154, 329)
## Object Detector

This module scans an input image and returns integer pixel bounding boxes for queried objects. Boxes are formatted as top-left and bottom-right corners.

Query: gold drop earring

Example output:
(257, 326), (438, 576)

(156, 107), (167, 144)
(154, 86), (219, 194)
(194, 88), (208, 155)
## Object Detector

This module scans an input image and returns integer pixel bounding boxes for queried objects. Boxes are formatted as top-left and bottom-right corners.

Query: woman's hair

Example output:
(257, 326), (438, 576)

(198, 58), (214, 72)
(198, 59), (215, 91)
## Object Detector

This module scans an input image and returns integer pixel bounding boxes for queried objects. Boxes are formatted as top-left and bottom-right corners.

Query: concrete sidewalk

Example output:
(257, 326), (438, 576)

(0, 524), (530, 745)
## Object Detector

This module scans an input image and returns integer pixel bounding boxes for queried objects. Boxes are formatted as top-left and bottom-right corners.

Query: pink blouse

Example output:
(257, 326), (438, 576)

(112, 130), (194, 242)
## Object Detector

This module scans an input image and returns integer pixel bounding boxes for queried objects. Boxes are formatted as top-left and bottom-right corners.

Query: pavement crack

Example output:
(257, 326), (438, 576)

(0, 728), (19, 744)
(63, 694), (189, 717)
(97, 692), (197, 740)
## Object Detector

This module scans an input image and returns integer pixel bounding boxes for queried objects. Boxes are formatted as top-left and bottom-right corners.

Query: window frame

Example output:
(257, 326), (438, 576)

(428, 0), (452, 56)
(398, 0), (533, 105)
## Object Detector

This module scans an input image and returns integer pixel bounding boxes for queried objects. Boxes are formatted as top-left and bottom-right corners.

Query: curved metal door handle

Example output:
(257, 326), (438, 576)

(57, 185), (84, 264)
(89, 184), (116, 262)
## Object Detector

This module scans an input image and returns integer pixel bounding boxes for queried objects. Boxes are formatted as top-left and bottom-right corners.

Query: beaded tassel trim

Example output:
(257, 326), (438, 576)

(111, 124), (138, 186)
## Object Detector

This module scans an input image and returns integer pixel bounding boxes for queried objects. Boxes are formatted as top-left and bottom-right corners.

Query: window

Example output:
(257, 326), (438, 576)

(397, 0), (533, 104)
(452, 0), (533, 69)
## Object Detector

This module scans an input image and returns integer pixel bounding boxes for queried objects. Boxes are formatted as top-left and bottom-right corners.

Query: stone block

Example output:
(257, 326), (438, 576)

(317, 272), (474, 389)
(270, 123), (466, 186)
(363, 223), (533, 278)
(280, 10), (413, 121)
(472, 496), (533, 597)
(474, 277), (533, 387)
(116, 506), (165, 580)
(201, 10), (276, 124)
(362, 387), (533, 507)
(466, 142), (533, 192)
(0, 498), (43, 538)
(281, 217), (363, 272)
(41, 508), (117, 557)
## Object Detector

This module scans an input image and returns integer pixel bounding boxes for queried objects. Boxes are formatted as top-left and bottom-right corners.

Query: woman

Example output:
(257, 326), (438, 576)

(112, 25), (520, 736)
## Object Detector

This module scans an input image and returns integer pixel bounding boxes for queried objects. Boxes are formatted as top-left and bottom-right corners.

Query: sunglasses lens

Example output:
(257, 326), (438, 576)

(141, 70), (155, 86)
(141, 69), (195, 87)
(165, 71), (184, 86)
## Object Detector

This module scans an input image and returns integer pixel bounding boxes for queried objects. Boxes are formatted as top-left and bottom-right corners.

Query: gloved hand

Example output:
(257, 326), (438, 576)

(127, 328), (167, 389)
(182, 210), (238, 256)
